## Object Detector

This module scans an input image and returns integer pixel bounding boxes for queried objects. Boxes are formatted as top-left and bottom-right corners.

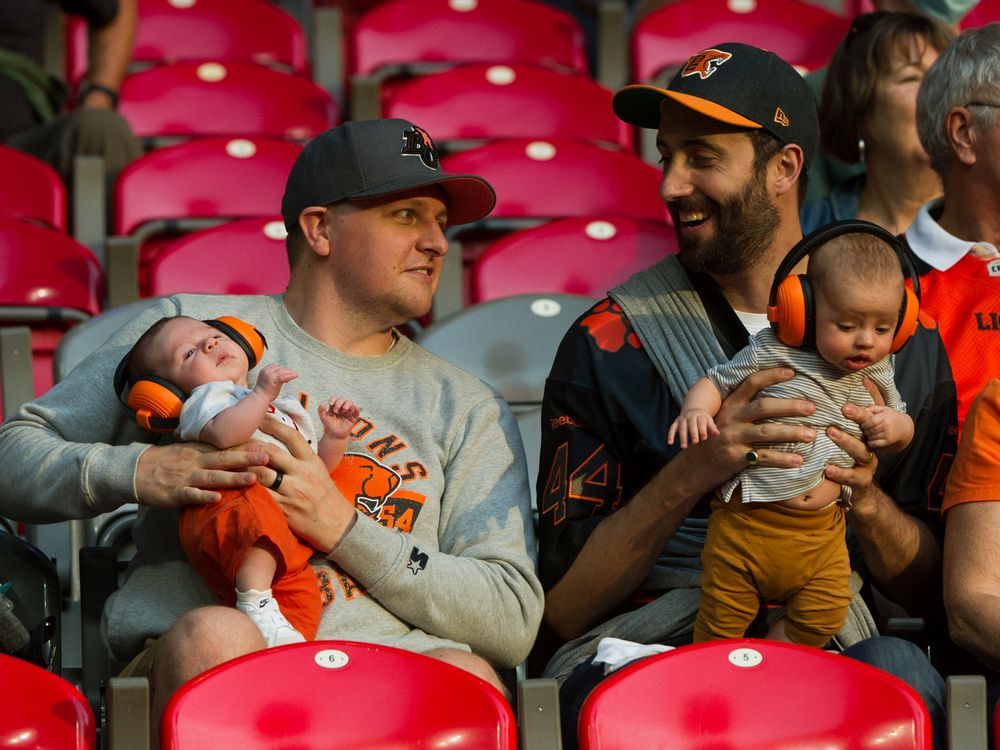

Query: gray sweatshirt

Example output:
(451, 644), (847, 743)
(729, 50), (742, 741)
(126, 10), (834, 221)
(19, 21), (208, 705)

(0, 294), (543, 668)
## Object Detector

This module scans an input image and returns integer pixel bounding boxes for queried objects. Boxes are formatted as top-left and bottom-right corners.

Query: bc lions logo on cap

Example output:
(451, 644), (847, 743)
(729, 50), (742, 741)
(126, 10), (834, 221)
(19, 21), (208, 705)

(681, 48), (733, 80)
(400, 125), (440, 170)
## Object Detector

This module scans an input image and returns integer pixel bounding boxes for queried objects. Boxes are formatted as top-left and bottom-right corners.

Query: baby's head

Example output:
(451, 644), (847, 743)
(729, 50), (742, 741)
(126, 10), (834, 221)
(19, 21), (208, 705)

(806, 232), (907, 372)
(128, 315), (252, 396)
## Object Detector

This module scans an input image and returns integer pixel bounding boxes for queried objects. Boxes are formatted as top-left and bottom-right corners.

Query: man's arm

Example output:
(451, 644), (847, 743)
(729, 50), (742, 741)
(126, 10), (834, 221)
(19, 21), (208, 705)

(827, 405), (941, 617)
(0, 297), (263, 522)
(256, 398), (545, 669)
(943, 502), (1000, 671)
(80, 0), (136, 109)
(826, 324), (957, 618)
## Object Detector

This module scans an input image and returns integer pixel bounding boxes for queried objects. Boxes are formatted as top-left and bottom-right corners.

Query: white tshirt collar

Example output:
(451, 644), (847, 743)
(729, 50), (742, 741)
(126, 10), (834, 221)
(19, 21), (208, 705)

(734, 310), (770, 336)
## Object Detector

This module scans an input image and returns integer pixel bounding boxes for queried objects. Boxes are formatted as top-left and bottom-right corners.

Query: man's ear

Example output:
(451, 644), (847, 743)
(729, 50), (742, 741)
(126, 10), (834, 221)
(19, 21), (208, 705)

(946, 106), (978, 167)
(298, 206), (333, 258)
(772, 143), (804, 199)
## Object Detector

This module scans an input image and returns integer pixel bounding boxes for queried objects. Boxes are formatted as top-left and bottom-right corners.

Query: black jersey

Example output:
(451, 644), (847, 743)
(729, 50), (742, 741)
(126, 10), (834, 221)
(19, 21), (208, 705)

(534, 271), (957, 665)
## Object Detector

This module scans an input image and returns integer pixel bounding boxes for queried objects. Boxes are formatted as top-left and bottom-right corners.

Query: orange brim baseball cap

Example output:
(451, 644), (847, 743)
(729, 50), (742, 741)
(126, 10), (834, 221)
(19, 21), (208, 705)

(613, 42), (819, 168)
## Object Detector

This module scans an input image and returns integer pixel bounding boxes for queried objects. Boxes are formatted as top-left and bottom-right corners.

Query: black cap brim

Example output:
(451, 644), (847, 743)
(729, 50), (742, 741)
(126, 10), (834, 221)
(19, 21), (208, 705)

(347, 173), (496, 226)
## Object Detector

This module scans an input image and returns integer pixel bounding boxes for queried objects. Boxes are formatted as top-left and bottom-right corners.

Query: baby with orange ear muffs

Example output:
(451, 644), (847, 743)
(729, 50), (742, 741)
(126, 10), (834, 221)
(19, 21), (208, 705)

(667, 221), (919, 649)
(117, 315), (360, 647)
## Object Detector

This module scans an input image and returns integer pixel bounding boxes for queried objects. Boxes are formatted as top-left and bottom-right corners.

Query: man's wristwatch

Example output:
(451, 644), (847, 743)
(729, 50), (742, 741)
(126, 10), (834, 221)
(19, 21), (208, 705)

(78, 82), (120, 109)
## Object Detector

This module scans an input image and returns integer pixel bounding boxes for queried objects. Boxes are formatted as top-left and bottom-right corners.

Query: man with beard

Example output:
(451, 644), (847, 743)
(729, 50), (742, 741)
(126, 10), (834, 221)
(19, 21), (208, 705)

(532, 43), (956, 748)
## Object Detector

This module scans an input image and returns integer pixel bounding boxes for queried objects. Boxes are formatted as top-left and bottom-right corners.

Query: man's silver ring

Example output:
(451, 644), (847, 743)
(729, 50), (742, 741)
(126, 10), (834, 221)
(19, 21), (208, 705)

(745, 450), (760, 466)
(269, 470), (284, 491)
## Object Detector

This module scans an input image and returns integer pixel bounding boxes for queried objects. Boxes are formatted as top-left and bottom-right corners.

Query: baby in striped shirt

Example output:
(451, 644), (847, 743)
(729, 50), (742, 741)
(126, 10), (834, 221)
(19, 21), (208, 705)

(668, 229), (915, 648)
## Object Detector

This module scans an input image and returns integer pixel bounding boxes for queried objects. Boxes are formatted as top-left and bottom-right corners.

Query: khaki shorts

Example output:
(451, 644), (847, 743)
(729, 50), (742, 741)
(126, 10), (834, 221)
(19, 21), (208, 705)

(118, 637), (161, 679)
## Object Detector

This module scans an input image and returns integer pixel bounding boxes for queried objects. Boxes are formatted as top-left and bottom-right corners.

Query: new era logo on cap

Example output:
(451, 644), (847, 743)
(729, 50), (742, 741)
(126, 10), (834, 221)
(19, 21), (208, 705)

(680, 48), (733, 80)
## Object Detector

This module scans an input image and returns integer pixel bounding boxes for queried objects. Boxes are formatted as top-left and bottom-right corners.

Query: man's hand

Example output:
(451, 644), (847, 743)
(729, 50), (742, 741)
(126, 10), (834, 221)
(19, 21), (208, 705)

(668, 368), (817, 501)
(135, 443), (267, 508)
(824, 377), (884, 504)
(252, 418), (357, 553)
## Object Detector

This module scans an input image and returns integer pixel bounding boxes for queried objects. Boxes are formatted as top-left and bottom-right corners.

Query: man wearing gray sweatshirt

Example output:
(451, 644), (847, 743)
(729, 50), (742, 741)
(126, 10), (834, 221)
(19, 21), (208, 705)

(0, 119), (543, 727)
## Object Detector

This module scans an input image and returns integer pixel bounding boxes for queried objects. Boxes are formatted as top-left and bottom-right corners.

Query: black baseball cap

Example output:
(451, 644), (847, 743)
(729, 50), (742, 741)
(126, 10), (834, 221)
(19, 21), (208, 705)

(613, 43), (819, 168)
(281, 118), (496, 230)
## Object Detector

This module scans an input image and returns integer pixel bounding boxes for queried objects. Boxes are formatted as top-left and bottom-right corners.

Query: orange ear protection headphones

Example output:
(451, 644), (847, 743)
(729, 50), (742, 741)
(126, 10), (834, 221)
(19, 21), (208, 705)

(113, 316), (268, 433)
(766, 219), (921, 354)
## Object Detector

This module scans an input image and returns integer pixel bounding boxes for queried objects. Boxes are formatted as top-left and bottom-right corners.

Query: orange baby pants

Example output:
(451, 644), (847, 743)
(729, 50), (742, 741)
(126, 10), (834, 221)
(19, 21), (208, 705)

(178, 483), (321, 640)
(694, 497), (851, 648)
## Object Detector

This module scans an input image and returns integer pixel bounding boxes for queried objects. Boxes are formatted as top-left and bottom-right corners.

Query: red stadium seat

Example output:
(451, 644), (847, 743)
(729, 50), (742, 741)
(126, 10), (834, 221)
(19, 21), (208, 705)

(350, 0), (586, 76)
(0, 218), (103, 409)
(160, 640), (516, 749)
(962, 0), (1000, 27)
(579, 638), (933, 750)
(632, 0), (850, 82)
(472, 217), (677, 303)
(382, 63), (630, 150)
(108, 138), (302, 306)
(435, 139), (667, 315)
(147, 217), (290, 297)
(441, 139), (667, 225)
(66, 0), (308, 88)
(119, 61), (338, 143)
(349, 0), (587, 119)
(0, 145), (67, 232)
(0, 653), (96, 749)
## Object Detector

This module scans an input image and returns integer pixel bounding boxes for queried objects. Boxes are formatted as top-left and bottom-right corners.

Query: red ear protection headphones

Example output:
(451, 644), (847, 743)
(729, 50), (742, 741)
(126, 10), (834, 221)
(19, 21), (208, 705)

(766, 220), (921, 354)
(113, 316), (268, 433)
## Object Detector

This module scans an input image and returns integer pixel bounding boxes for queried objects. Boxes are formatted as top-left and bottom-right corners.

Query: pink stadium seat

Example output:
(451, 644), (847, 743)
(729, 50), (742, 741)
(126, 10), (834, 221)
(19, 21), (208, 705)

(147, 217), (290, 297)
(441, 139), (668, 225)
(118, 61), (338, 142)
(109, 137), (302, 304)
(160, 640), (516, 749)
(0, 145), (67, 231)
(0, 218), (103, 400)
(472, 217), (677, 302)
(350, 0), (587, 77)
(579, 638), (932, 750)
(66, 0), (307, 88)
(382, 63), (630, 150)
(632, 0), (850, 82)
(0, 653), (96, 749)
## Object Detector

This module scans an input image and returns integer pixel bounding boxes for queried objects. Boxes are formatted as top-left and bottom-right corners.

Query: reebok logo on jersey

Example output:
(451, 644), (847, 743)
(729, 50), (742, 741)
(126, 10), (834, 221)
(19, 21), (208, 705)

(989, 259), (1000, 277)
(680, 49), (732, 80)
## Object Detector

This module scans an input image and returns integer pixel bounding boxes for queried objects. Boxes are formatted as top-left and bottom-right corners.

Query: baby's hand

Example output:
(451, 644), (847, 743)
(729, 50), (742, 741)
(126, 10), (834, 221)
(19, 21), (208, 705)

(860, 406), (914, 453)
(318, 397), (361, 440)
(667, 409), (719, 449)
(253, 364), (298, 401)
